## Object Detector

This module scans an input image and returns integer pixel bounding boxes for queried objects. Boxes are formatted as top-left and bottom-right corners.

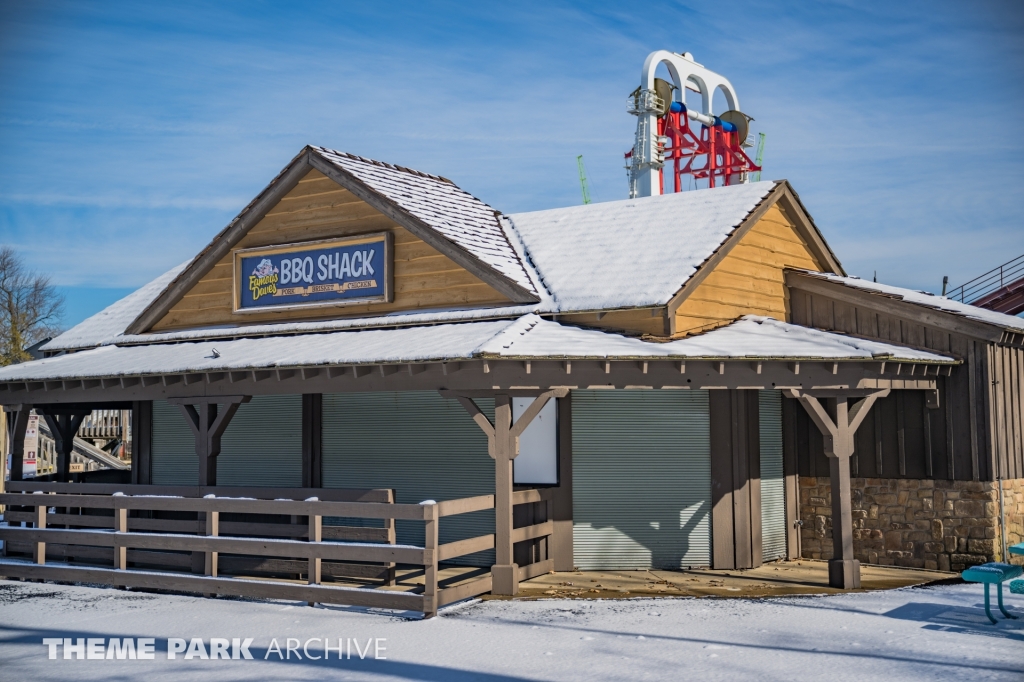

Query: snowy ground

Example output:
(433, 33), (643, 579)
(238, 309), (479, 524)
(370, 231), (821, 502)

(0, 579), (1021, 681)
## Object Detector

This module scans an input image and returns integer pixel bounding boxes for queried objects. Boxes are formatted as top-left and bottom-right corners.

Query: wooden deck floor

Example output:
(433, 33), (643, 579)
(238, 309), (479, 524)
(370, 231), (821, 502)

(504, 560), (956, 600)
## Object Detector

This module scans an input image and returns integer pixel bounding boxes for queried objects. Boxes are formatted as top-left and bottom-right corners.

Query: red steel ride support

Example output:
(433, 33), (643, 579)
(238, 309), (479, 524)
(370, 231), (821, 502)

(655, 108), (760, 191)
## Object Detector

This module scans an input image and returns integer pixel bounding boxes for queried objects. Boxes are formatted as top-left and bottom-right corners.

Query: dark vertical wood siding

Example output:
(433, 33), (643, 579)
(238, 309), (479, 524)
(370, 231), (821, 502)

(791, 392), (949, 480)
(788, 286), (1022, 482)
(990, 345), (1024, 480)
(710, 390), (763, 569)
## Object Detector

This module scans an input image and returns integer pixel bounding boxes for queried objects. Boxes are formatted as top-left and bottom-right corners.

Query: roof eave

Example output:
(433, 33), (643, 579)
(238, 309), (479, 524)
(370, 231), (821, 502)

(785, 270), (1006, 342)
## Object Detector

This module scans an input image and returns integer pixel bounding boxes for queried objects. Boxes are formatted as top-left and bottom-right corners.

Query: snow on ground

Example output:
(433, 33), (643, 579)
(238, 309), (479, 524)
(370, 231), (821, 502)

(0, 579), (1021, 681)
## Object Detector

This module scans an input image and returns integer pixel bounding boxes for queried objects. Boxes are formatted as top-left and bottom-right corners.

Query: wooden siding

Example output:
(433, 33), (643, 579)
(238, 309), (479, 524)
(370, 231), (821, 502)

(990, 344), (1024, 480)
(791, 390), (954, 480)
(152, 169), (511, 331)
(786, 284), (1024, 482)
(710, 390), (763, 570)
(672, 204), (826, 337)
(557, 308), (667, 338)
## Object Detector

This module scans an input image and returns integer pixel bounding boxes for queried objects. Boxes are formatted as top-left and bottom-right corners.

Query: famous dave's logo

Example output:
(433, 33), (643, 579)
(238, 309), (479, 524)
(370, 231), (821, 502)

(236, 235), (390, 311)
(249, 259), (280, 301)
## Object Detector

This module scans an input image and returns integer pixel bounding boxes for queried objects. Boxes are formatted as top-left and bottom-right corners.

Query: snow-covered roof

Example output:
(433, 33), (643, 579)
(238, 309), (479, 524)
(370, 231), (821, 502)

(505, 181), (778, 311)
(792, 271), (1024, 333)
(313, 147), (537, 297)
(42, 271), (541, 353)
(91, 304), (542, 348)
(3, 316), (952, 383)
(43, 261), (191, 352)
(8, 320), (513, 382)
(480, 315), (954, 362)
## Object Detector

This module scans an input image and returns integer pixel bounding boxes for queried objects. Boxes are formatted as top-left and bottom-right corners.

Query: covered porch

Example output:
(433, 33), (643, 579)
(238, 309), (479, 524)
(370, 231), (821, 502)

(1, 315), (957, 616)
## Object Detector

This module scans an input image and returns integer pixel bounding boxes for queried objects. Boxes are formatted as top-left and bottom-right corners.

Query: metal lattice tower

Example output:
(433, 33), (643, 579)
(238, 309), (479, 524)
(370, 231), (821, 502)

(577, 155), (592, 205)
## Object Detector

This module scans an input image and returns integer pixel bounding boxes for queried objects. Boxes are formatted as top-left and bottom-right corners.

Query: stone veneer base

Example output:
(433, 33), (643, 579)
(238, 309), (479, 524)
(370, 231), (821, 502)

(798, 477), (1024, 572)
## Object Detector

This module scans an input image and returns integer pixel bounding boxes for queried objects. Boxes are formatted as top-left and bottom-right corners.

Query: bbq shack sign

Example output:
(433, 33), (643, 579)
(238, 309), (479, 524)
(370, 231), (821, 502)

(233, 233), (392, 313)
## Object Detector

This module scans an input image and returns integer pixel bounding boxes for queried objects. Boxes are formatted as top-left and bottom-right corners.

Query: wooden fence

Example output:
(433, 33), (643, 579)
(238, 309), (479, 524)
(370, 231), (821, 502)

(0, 482), (554, 617)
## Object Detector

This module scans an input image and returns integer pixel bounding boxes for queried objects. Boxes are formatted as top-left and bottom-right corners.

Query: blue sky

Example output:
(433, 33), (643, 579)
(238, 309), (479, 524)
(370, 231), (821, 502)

(2, 0), (1023, 329)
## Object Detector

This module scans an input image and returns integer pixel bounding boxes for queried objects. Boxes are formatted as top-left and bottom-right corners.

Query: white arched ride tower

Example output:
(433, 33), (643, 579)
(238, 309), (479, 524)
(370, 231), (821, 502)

(627, 51), (759, 198)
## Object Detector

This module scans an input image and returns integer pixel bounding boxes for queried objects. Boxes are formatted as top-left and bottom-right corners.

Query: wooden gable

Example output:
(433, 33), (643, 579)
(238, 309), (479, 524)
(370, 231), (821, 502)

(151, 169), (513, 332)
(556, 184), (840, 339)
(669, 201), (828, 337)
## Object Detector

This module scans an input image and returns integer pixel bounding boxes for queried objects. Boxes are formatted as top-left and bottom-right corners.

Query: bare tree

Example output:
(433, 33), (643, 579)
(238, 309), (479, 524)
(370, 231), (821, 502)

(0, 246), (65, 365)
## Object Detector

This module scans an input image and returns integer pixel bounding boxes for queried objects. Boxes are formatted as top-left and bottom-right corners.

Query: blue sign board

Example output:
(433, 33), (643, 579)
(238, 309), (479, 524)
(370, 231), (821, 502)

(233, 233), (392, 312)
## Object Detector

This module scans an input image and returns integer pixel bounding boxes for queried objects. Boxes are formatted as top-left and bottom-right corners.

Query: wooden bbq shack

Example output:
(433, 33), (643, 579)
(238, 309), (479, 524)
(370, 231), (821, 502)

(2, 146), (1021, 617)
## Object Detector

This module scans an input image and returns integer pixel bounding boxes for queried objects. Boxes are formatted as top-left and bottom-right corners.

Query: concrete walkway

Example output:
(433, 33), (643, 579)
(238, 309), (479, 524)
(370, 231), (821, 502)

(0, 578), (1020, 681)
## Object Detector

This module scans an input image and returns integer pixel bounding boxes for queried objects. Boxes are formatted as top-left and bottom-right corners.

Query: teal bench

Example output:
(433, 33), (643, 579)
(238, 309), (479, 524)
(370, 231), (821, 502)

(962, 562), (1022, 624)
(1010, 543), (1024, 596)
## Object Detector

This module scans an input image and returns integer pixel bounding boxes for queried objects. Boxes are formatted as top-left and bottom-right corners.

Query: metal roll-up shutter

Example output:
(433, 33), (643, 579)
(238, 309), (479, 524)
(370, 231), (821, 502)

(150, 396), (302, 487)
(759, 390), (787, 560)
(321, 392), (495, 566)
(151, 400), (197, 485)
(572, 389), (711, 570)
(218, 395), (302, 488)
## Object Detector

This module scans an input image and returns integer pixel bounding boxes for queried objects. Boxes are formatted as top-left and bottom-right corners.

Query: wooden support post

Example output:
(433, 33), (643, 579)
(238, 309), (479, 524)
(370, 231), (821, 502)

(551, 394), (574, 571)
(114, 495), (128, 571)
(4, 406), (31, 483)
(784, 388), (889, 589)
(492, 395), (517, 595)
(545, 496), (554, 563)
(384, 489), (397, 586)
(449, 388), (568, 597)
(132, 401), (153, 486)
(423, 502), (439, 618)
(204, 510), (219, 578)
(170, 396), (250, 487)
(41, 409), (90, 482)
(308, 502), (321, 607)
(34, 501), (46, 565)
(301, 394), (322, 489)
(828, 417), (856, 589)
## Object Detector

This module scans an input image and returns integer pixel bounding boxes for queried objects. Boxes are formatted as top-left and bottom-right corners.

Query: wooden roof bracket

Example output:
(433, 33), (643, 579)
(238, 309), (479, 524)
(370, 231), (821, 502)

(783, 387), (889, 590)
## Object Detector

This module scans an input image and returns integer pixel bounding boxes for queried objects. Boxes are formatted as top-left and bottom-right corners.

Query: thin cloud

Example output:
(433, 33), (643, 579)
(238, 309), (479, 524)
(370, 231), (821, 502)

(1, 0), (1022, 298)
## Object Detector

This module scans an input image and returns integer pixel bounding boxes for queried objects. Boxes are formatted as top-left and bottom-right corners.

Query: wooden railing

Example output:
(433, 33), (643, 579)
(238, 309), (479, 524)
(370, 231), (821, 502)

(2, 482), (397, 582)
(430, 487), (555, 606)
(0, 483), (555, 617)
(77, 410), (129, 440)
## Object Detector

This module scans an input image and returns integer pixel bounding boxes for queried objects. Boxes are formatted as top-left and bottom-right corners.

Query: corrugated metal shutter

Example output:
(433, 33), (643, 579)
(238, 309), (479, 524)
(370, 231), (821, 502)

(151, 400), (197, 485)
(322, 392), (495, 566)
(218, 395), (302, 488)
(759, 390), (787, 561)
(571, 389), (711, 570)
(150, 396), (302, 487)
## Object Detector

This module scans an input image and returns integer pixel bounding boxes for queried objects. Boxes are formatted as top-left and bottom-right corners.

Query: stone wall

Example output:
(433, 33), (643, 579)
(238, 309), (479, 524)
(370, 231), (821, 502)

(798, 477), (1024, 571)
